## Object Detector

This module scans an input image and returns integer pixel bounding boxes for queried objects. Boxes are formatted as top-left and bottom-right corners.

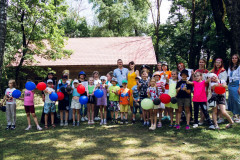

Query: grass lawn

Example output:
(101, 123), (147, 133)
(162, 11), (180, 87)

(0, 105), (240, 160)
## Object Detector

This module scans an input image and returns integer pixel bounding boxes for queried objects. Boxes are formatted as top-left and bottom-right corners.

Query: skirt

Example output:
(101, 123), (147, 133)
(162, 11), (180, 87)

(228, 81), (240, 114)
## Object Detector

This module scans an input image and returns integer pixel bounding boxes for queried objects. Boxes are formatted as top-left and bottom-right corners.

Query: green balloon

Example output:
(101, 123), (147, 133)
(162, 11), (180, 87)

(141, 98), (154, 110)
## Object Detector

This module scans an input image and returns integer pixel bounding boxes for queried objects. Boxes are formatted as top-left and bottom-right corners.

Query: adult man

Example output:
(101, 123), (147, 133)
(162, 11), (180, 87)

(113, 59), (129, 87)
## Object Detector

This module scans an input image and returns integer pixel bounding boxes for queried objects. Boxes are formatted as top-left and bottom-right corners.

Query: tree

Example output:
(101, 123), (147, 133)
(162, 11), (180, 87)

(0, 0), (8, 81)
(6, 0), (71, 82)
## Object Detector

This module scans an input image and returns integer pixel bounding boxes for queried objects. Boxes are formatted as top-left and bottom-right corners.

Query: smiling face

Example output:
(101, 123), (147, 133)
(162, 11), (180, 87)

(93, 73), (99, 79)
(194, 72), (202, 82)
(178, 64), (184, 71)
(162, 65), (168, 71)
(171, 71), (177, 80)
(80, 75), (85, 79)
(101, 79), (106, 84)
(199, 60), (205, 69)
(88, 78), (94, 85)
(150, 80), (156, 87)
(141, 71), (148, 80)
(232, 55), (238, 65)
(157, 63), (162, 71)
(181, 73), (188, 81)
(211, 76), (218, 82)
(215, 60), (222, 69)
(117, 60), (123, 68)
(154, 75), (160, 81)
(48, 74), (53, 79)
(106, 74), (112, 81)
(73, 82), (78, 88)
(129, 63), (135, 70)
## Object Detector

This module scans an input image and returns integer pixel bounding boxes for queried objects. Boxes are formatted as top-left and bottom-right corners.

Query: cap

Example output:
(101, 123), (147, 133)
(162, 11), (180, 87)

(180, 69), (189, 77)
(135, 76), (142, 80)
(153, 72), (161, 77)
(100, 76), (107, 81)
(162, 61), (168, 65)
(47, 79), (53, 83)
(111, 77), (118, 83)
(140, 64), (150, 70)
(122, 79), (128, 84)
(78, 71), (86, 77)
(62, 75), (68, 79)
(73, 79), (79, 84)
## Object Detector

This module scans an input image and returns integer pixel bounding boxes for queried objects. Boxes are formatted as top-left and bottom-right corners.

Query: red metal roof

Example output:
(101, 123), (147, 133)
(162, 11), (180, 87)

(12, 37), (157, 66)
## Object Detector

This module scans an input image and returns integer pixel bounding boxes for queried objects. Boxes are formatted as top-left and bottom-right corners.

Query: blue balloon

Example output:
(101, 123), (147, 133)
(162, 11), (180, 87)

(49, 92), (58, 101)
(79, 96), (88, 104)
(94, 89), (104, 98)
(12, 89), (21, 98)
(25, 81), (36, 91)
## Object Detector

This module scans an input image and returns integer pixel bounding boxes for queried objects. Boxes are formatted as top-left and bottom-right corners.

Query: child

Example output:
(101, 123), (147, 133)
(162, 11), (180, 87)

(208, 73), (234, 129)
(57, 75), (71, 126)
(153, 72), (165, 128)
(118, 80), (130, 124)
(164, 70), (179, 127)
(138, 71), (150, 126)
(19, 81), (42, 131)
(1, 80), (17, 130)
(96, 76), (108, 125)
(176, 70), (192, 130)
(87, 77), (95, 124)
(132, 76), (142, 123)
(108, 77), (120, 124)
(147, 78), (159, 130)
(43, 79), (56, 129)
(186, 72), (215, 129)
(71, 79), (81, 126)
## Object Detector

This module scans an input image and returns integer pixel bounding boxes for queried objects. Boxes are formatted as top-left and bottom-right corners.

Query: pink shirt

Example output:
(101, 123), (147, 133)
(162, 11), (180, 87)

(192, 81), (207, 102)
(24, 90), (34, 106)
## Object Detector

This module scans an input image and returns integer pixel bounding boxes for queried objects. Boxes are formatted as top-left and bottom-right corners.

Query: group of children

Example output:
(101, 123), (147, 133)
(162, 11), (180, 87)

(0, 68), (234, 131)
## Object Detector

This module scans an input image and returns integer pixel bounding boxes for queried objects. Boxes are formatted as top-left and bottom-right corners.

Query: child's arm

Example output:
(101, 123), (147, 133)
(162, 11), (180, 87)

(182, 86), (191, 94)
(147, 89), (150, 98)
(0, 95), (7, 106)
(186, 80), (193, 85)
(205, 77), (211, 84)
(164, 73), (169, 83)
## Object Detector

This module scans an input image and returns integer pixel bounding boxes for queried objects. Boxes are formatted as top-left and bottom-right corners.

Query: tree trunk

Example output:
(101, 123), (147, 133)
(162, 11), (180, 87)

(224, 0), (240, 55)
(0, 0), (7, 79)
(189, 0), (196, 69)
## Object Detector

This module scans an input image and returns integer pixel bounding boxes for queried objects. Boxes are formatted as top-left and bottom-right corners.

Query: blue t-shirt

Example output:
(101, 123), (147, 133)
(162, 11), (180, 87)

(57, 82), (69, 101)
(132, 85), (140, 101)
(113, 68), (128, 86)
(72, 88), (80, 97)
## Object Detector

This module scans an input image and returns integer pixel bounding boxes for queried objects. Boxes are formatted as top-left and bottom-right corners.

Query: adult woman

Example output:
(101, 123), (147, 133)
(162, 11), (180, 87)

(128, 61), (139, 107)
(177, 63), (193, 81)
(228, 54), (240, 122)
(40, 72), (58, 124)
(155, 62), (163, 74)
(195, 58), (209, 80)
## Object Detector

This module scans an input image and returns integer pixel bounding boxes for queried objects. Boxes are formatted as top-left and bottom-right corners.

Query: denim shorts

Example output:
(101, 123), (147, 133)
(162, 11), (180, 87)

(133, 101), (142, 114)
(44, 103), (56, 114)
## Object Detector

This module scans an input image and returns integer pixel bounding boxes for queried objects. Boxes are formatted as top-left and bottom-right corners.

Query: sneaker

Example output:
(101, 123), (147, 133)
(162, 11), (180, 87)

(173, 124), (177, 128)
(73, 122), (76, 126)
(125, 120), (128, 124)
(185, 125), (190, 130)
(120, 120), (124, 125)
(103, 119), (107, 125)
(25, 125), (32, 131)
(235, 119), (240, 123)
(209, 125), (215, 130)
(157, 122), (162, 128)
(77, 122), (80, 126)
(215, 125), (220, 130)
(217, 118), (224, 124)
(11, 125), (16, 130)
(146, 121), (150, 126)
(115, 119), (118, 124)
(64, 122), (68, 126)
(143, 121), (147, 126)
(81, 117), (85, 122)
(88, 121), (91, 125)
(176, 125), (180, 130)
(37, 126), (43, 131)
(5, 125), (11, 130)
(97, 117), (101, 121)
(60, 122), (64, 126)
(193, 124), (198, 128)
(198, 122), (204, 126)
(84, 116), (88, 121)
(100, 120), (103, 125)
(91, 120), (95, 124)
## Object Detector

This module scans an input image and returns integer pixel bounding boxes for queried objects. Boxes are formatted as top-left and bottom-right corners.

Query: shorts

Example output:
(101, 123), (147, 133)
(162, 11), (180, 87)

(58, 100), (70, 111)
(44, 103), (56, 114)
(120, 104), (129, 113)
(108, 101), (119, 112)
(133, 101), (142, 114)
(24, 105), (35, 113)
(71, 99), (81, 109)
(177, 98), (191, 107)
(216, 95), (226, 105)
(88, 95), (95, 104)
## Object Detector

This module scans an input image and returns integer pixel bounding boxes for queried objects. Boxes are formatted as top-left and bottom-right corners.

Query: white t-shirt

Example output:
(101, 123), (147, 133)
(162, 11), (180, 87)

(44, 87), (55, 103)
(94, 79), (101, 87)
(5, 88), (16, 104)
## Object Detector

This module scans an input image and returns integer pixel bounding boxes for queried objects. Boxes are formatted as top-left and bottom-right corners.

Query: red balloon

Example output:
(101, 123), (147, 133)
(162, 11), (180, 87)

(36, 82), (47, 91)
(214, 85), (226, 94)
(57, 92), (64, 101)
(160, 94), (171, 104)
(77, 85), (85, 94)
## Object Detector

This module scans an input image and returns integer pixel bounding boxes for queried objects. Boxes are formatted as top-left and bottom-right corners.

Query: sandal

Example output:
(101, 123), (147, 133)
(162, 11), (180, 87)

(44, 125), (48, 129)
(225, 123), (233, 129)
(52, 124), (56, 128)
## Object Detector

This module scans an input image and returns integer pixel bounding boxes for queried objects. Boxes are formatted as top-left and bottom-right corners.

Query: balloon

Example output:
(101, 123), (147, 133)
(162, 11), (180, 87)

(141, 98), (154, 110)
(160, 94), (171, 104)
(153, 98), (161, 105)
(77, 85), (85, 94)
(25, 81), (36, 91)
(36, 82), (46, 91)
(170, 97), (177, 104)
(94, 89), (104, 98)
(49, 92), (58, 101)
(66, 85), (72, 92)
(214, 85), (226, 94)
(12, 89), (21, 98)
(79, 96), (88, 104)
(57, 92), (64, 101)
